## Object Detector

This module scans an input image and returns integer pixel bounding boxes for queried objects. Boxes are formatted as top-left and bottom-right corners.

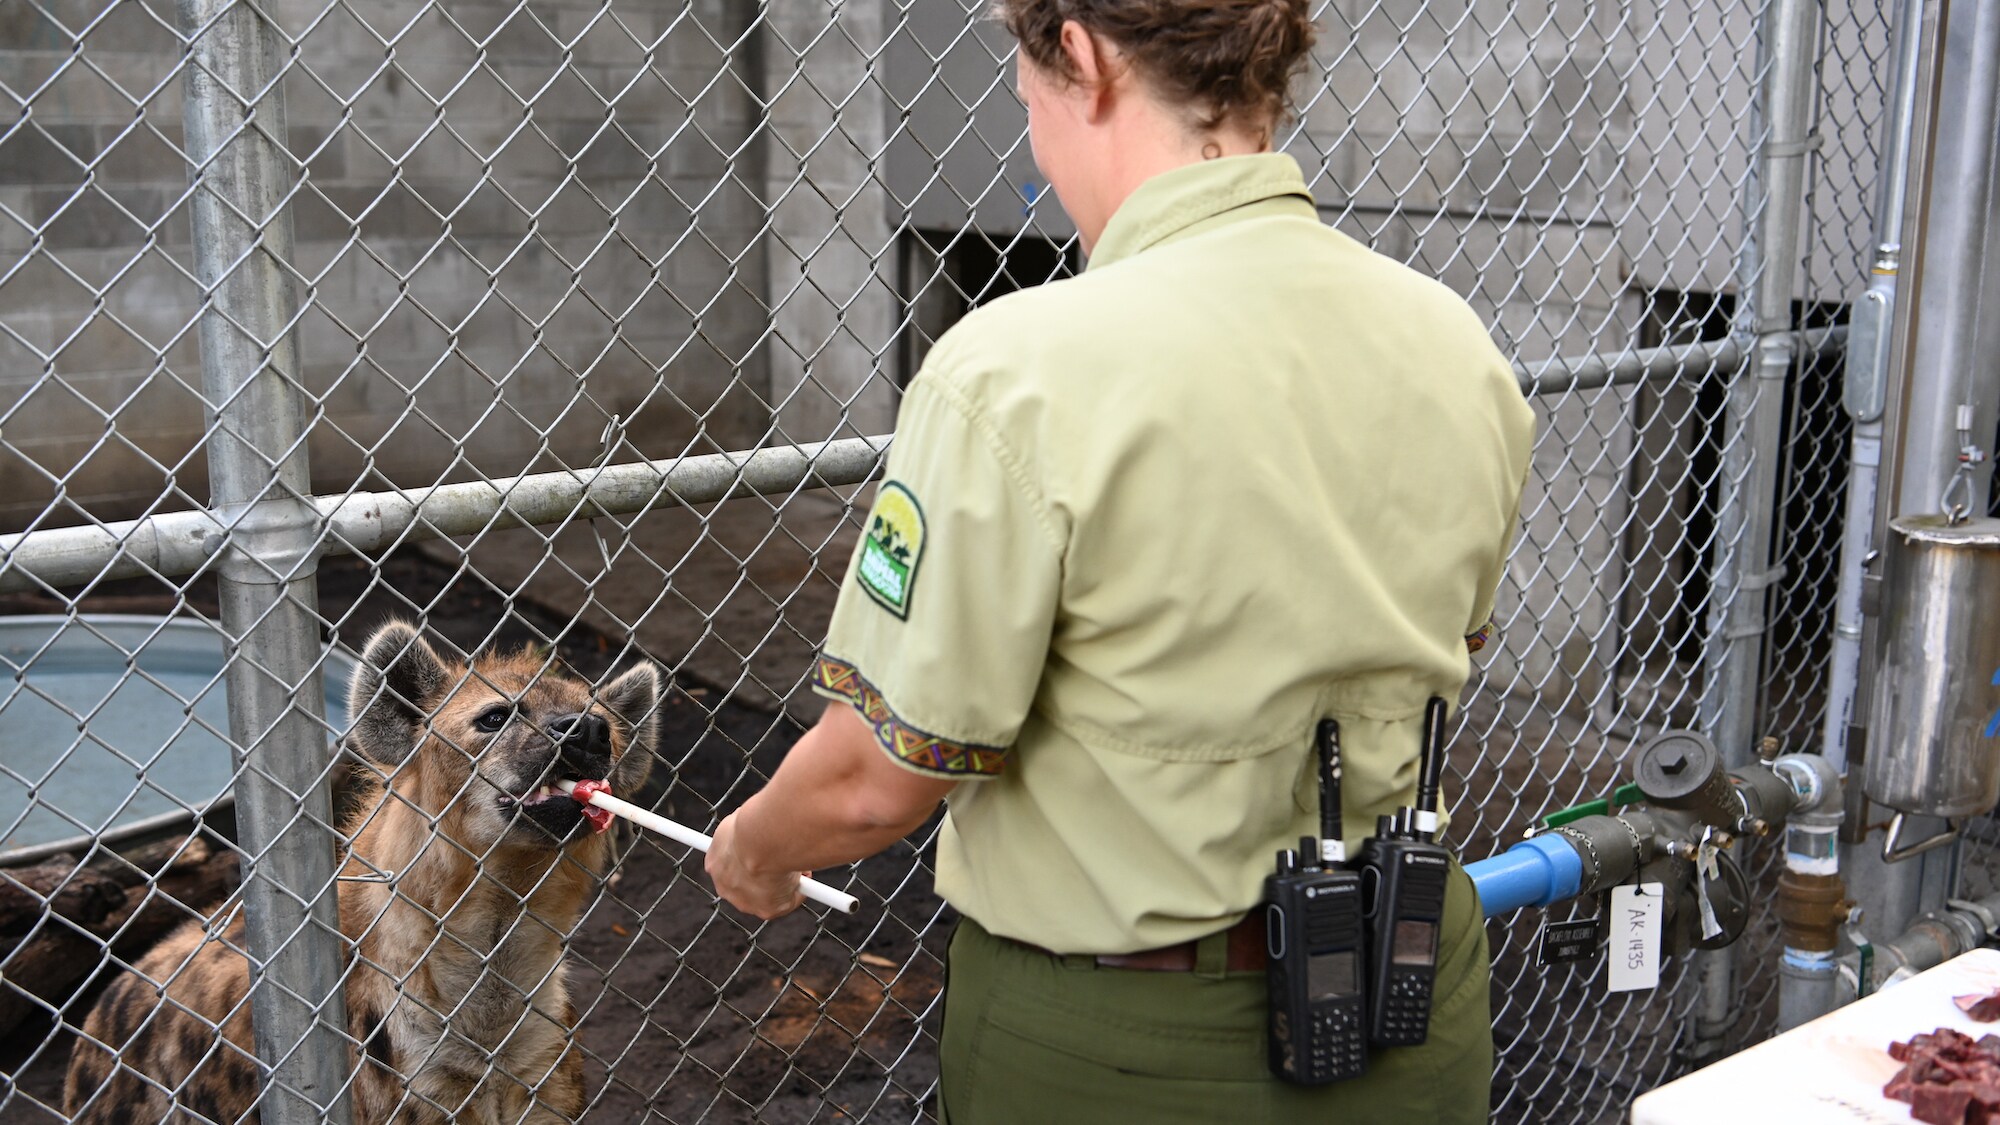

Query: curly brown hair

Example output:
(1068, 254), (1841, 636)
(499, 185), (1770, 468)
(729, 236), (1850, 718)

(997, 0), (1317, 130)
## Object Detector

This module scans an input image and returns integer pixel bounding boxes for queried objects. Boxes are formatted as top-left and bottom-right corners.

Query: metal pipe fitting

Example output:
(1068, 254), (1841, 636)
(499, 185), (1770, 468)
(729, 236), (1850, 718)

(1734, 766), (1797, 832)
(1779, 950), (1846, 1032)
(1769, 752), (1848, 1030)
(1774, 753), (1844, 876)
(1568, 809), (1679, 897)
(1467, 807), (1686, 919)
(1770, 753), (1843, 818)
(1873, 911), (1984, 985)
(1839, 892), (2000, 995)
(1776, 870), (1851, 954)
(1634, 732), (1744, 828)
(1466, 834), (1586, 918)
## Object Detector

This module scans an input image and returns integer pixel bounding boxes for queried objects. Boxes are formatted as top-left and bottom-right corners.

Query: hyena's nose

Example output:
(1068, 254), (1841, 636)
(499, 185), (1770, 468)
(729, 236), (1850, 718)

(549, 712), (612, 776)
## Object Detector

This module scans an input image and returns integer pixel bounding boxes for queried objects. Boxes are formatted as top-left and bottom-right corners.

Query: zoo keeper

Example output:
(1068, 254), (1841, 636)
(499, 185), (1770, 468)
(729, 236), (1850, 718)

(704, 0), (1535, 1118)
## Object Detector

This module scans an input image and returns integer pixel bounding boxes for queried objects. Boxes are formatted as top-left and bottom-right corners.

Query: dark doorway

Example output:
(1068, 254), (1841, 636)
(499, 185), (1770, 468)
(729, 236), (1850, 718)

(895, 228), (1078, 384)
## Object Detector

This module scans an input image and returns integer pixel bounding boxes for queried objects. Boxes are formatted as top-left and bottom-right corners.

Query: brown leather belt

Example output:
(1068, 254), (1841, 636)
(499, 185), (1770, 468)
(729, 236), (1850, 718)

(1014, 911), (1270, 973)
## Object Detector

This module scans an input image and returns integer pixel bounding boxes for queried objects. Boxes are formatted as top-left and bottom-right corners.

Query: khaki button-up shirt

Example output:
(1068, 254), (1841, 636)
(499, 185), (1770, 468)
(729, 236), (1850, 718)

(811, 153), (1535, 953)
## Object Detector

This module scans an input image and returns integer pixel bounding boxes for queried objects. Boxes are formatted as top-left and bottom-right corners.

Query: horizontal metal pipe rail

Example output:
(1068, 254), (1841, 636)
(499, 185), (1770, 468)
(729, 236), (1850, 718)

(0, 437), (893, 594)
(0, 328), (1844, 596)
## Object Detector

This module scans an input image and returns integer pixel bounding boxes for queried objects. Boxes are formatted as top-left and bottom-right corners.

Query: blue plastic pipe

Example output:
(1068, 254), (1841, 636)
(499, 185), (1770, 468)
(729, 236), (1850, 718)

(1465, 834), (1586, 917)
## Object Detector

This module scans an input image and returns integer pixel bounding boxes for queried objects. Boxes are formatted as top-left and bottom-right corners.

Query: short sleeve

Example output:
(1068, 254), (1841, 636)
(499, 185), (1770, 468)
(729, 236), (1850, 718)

(811, 373), (1063, 779)
(1468, 436), (1532, 655)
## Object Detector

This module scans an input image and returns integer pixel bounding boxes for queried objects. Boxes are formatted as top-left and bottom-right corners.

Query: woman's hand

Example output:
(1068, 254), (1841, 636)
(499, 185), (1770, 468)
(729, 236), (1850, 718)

(706, 811), (806, 920)
(702, 702), (954, 921)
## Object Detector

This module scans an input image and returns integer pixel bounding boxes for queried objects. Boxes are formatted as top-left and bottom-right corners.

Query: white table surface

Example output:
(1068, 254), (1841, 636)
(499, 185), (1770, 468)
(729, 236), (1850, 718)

(1632, 948), (2000, 1125)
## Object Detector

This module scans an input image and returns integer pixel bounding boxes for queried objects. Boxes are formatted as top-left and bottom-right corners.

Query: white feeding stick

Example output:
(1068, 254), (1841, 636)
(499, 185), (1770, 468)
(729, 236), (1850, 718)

(556, 780), (859, 914)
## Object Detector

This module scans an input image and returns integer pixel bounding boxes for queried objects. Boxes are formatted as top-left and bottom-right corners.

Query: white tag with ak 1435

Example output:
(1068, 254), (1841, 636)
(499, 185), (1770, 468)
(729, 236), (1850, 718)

(1607, 882), (1663, 993)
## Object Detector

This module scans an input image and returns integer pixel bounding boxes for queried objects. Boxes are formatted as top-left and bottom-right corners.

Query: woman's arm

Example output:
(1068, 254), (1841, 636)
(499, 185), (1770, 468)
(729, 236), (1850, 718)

(706, 701), (959, 919)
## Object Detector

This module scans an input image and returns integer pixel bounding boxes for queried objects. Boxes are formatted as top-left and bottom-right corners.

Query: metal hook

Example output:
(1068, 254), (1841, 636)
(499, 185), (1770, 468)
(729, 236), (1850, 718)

(1941, 403), (1988, 526)
(1941, 470), (1974, 526)
(1881, 811), (1962, 863)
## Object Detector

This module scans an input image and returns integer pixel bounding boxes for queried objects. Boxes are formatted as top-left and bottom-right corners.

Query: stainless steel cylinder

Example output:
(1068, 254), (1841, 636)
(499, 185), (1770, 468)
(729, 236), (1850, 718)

(1863, 516), (2000, 816)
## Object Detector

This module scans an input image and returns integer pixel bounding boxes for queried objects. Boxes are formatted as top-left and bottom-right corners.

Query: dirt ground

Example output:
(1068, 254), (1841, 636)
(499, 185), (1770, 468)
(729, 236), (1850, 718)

(0, 494), (948, 1124)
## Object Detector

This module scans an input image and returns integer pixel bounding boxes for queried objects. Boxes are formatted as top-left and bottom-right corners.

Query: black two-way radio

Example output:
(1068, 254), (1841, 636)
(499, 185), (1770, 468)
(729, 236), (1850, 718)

(1263, 719), (1368, 1085)
(1355, 697), (1454, 1048)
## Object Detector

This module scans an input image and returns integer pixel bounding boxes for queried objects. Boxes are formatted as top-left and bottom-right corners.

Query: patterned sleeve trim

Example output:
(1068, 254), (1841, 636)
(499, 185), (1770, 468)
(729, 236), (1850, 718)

(810, 654), (1010, 777)
(1466, 622), (1494, 654)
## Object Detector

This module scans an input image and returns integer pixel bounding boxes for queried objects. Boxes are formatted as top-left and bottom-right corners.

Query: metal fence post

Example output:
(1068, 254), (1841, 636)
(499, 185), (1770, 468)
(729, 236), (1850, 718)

(1862, 0), (2000, 938)
(1691, 0), (1823, 1062)
(178, 0), (353, 1120)
(1888, 0), (2000, 530)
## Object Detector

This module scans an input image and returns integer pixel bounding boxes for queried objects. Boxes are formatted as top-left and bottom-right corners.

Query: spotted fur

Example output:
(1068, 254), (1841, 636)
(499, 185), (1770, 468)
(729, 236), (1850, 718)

(64, 621), (660, 1124)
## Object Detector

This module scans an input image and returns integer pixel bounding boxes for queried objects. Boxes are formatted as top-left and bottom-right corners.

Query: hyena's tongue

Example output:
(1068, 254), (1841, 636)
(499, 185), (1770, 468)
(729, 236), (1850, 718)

(570, 779), (615, 834)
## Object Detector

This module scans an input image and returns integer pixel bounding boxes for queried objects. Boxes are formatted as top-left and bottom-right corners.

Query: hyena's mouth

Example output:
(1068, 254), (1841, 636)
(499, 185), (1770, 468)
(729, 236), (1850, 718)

(499, 768), (611, 843)
(503, 780), (582, 809)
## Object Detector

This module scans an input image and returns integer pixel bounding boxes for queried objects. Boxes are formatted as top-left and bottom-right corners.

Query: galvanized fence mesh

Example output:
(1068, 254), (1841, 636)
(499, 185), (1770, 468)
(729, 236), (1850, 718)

(0, 0), (1885, 1121)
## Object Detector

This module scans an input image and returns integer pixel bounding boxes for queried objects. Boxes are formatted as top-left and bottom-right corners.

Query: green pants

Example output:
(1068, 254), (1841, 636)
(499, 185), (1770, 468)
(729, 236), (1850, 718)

(938, 864), (1493, 1124)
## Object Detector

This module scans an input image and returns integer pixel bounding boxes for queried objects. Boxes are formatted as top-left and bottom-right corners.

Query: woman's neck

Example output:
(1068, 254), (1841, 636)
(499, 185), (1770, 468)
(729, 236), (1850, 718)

(1073, 113), (1272, 253)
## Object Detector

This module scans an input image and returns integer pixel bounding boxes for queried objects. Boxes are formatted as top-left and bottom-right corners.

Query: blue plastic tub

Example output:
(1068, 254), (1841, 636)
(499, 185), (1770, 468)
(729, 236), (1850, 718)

(0, 615), (356, 865)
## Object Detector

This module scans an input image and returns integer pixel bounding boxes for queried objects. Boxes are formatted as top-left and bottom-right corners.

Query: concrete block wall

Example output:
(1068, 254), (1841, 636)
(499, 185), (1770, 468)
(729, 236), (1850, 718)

(0, 0), (208, 527)
(762, 1), (900, 445)
(1, 0), (773, 530)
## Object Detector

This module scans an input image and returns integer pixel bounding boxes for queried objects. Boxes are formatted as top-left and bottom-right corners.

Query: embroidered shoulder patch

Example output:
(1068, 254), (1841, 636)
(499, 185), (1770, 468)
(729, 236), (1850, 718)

(857, 482), (926, 618)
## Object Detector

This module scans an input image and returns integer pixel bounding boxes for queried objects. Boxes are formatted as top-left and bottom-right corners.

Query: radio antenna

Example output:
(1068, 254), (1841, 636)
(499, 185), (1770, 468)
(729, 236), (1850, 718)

(1317, 719), (1345, 863)
(1414, 697), (1448, 842)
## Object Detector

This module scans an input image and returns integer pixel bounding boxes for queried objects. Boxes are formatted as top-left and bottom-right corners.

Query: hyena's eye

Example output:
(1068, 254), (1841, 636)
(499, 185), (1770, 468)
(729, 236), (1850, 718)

(473, 705), (512, 733)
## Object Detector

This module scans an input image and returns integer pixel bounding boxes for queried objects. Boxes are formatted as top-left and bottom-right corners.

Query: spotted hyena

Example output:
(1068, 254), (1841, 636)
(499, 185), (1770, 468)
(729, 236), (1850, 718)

(64, 621), (660, 1124)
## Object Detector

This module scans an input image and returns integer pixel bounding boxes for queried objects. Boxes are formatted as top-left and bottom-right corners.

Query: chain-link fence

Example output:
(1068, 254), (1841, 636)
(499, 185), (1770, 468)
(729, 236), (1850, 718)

(0, 0), (1890, 1121)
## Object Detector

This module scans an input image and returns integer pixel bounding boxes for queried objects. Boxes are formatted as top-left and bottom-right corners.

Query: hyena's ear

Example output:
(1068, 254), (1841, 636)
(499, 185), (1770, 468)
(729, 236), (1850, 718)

(600, 662), (661, 791)
(345, 621), (451, 766)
